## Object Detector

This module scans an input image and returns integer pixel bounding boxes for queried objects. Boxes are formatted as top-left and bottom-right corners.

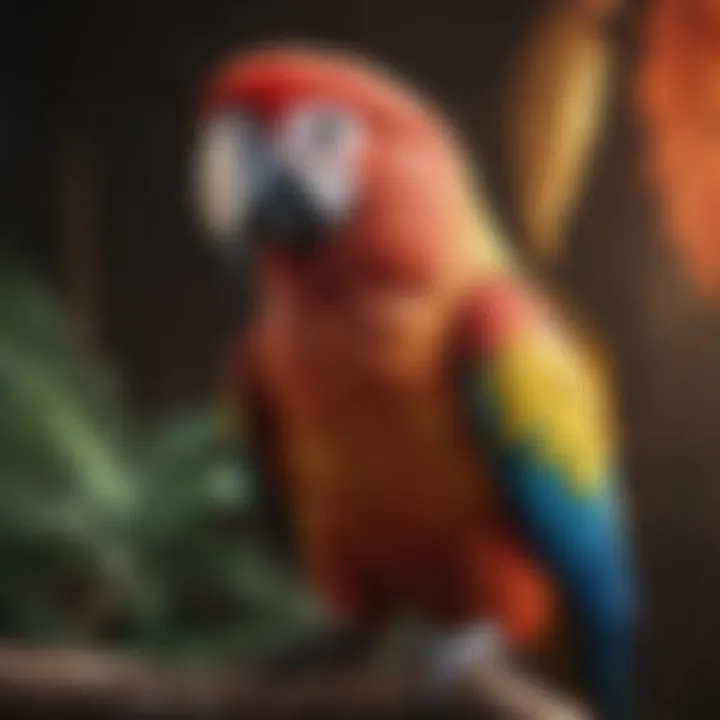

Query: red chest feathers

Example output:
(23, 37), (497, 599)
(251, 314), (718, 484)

(242, 296), (554, 642)
(253, 306), (505, 621)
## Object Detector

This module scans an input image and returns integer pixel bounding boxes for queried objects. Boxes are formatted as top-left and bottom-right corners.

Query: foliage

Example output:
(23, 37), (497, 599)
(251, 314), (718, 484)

(0, 261), (319, 661)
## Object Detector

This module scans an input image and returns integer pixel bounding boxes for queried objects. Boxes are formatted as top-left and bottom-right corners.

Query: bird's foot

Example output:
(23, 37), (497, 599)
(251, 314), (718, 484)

(423, 621), (507, 697)
(420, 622), (591, 719)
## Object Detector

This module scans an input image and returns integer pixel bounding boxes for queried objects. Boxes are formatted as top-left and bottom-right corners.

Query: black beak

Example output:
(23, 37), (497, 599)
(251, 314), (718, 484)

(247, 168), (324, 254)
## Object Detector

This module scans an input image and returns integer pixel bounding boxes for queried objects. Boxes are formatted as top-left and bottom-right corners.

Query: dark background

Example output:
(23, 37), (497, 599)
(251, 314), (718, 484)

(2, 1), (719, 717)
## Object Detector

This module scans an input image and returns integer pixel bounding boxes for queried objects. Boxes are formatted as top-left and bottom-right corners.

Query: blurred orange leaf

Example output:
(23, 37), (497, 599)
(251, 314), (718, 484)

(638, 0), (720, 298)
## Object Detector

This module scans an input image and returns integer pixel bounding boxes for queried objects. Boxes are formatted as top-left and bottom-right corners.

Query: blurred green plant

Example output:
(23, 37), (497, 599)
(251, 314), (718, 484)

(0, 261), (319, 663)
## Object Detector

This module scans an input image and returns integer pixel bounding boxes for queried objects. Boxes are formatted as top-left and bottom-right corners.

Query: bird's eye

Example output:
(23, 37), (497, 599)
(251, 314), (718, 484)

(281, 105), (361, 165)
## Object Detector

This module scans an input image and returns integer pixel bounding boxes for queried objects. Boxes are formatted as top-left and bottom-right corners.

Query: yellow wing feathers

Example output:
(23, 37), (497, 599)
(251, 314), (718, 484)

(489, 324), (613, 496)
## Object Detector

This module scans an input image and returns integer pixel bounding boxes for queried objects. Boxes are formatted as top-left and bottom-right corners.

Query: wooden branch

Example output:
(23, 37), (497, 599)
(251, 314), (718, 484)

(0, 644), (592, 719)
(461, 662), (593, 720)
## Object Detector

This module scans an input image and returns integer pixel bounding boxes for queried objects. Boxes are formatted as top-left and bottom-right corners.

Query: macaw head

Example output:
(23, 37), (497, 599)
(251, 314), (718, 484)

(193, 45), (479, 318)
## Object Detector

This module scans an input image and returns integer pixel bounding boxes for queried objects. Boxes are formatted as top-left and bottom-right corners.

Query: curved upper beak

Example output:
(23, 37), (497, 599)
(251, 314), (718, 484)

(248, 166), (325, 252)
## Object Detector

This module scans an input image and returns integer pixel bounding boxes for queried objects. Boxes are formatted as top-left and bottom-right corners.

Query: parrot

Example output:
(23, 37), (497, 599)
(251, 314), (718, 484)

(192, 45), (636, 719)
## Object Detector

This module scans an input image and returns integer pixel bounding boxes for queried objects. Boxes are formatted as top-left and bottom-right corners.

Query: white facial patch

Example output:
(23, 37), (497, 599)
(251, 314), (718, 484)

(192, 117), (248, 240)
(278, 103), (362, 222)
